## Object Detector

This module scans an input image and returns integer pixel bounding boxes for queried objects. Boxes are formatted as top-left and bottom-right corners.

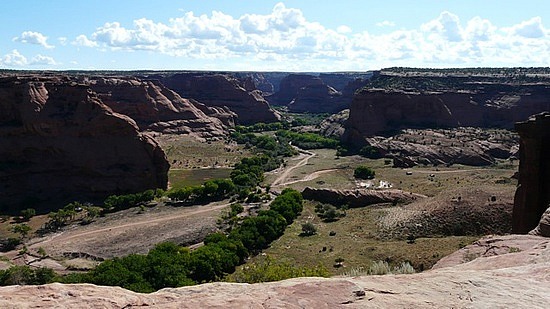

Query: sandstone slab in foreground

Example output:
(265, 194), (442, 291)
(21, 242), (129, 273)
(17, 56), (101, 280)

(1, 235), (548, 308)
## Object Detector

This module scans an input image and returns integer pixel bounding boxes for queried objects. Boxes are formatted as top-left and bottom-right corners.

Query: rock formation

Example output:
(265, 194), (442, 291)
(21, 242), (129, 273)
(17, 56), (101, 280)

(84, 76), (231, 139)
(319, 109), (349, 138)
(269, 73), (323, 106)
(343, 69), (550, 145)
(1, 234), (549, 308)
(160, 73), (280, 125)
(302, 187), (425, 208)
(0, 75), (169, 213)
(271, 74), (369, 113)
(512, 112), (550, 233)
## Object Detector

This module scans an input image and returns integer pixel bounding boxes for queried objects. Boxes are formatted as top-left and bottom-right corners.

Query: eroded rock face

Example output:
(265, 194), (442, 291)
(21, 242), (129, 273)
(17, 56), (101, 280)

(85, 77), (231, 138)
(272, 74), (369, 113)
(343, 71), (550, 144)
(319, 109), (349, 138)
(1, 234), (549, 308)
(0, 76), (169, 213)
(302, 187), (426, 207)
(513, 112), (550, 233)
(160, 73), (280, 125)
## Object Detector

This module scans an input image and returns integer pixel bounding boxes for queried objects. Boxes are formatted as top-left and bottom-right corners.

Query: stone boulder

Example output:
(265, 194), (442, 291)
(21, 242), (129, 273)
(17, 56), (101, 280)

(160, 73), (280, 125)
(0, 75), (169, 213)
(513, 112), (550, 233)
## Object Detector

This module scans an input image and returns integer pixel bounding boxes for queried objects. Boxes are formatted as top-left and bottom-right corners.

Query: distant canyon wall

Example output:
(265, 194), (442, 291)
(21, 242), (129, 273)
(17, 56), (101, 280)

(343, 72), (550, 145)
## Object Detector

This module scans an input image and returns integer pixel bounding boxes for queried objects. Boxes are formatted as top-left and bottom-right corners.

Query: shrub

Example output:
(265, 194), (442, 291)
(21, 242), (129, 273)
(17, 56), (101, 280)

(353, 166), (375, 179)
(301, 222), (317, 236)
(226, 257), (329, 283)
(20, 208), (36, 221)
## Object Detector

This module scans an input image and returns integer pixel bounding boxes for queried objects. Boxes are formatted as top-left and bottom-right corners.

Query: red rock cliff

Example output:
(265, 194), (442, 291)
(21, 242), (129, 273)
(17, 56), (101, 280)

(161, 73), (280, 125)
(343, 71), (550, 144)
(0, 76), (169, 213)
(85, 76), (232, 138)
(512, 112), (550, 233)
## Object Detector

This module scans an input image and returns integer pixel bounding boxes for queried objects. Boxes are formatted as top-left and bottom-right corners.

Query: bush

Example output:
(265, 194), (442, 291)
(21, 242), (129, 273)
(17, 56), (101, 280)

(226, 257), (329, 283)
(301, 222), (317, 236)
(353, 166), (375, 179)
(20, 208), (36, 221)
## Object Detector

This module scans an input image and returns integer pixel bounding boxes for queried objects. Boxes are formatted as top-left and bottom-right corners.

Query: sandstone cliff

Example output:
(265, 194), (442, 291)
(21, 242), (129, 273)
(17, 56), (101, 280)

(343, 70), (550, 144)
(271, 73), (369, 113)
(160, 73), (280, 125)
(513, 112), (550, 233)
(1, 234), (548, 308)
(0, 76), (169, 213)
(84, 76), (231, 139)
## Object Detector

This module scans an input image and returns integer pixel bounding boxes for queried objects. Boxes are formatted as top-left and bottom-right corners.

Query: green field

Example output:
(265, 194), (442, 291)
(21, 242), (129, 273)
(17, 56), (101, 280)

(168, 168), (233, 189)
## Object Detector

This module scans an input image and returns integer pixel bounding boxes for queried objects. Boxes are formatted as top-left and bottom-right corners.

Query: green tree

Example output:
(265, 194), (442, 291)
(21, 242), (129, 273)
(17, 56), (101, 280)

(353, 165), (376, 179)
(10, 224), (31, 238)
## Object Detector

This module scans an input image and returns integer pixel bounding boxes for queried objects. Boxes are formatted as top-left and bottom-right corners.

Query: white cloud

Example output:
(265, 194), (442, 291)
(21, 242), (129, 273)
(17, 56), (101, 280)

(421, 11), (463, 42)
(510, 16), (545, 38)
(337, 25), (352, 33)
(73, 35), (98, 47)
(30, 54), (57, 65)
(58, 37), (68, 46)
(0, 50), (57, 67)
(12, 31), (54, 49)
(1, 49), (28, 66)
(69, 4), (550, 70)
(376, 21), (395, 27)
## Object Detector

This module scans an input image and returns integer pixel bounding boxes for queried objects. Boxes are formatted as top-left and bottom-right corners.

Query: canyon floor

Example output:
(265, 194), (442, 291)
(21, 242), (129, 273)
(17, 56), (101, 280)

(1, 131), (518, 276)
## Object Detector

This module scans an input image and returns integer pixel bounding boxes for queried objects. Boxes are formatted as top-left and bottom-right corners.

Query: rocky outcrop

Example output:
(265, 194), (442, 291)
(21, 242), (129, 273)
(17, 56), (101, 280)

(343, 70), (550, 144)
(160, 73), (280, 125)
(0, 76), (169, 213)
(302, 187), (425, 207)
(288, 84), (346, 113)
(530, 205), (550, 237)
(319, 109), (349, 138)
(363, 128), (518, 166)
(513, 112), (550, 233)
(1, 234), (549, 308)
(84, 76), (231, 139)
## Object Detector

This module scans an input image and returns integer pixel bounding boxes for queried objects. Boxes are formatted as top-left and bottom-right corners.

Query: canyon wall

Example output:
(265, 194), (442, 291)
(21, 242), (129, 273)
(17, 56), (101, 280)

(0, 76), (169, 213)
(512, 112), (550, 233)
(160, 73), (280, 125)
(343, 71), (550, 145)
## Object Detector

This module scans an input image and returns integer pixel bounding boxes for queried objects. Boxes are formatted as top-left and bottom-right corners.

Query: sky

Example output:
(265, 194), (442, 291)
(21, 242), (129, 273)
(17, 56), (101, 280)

(1, 0), (549, 71)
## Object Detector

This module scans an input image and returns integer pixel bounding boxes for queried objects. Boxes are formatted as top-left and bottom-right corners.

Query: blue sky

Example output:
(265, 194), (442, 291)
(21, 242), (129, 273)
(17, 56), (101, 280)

(1, 0), (549, 71)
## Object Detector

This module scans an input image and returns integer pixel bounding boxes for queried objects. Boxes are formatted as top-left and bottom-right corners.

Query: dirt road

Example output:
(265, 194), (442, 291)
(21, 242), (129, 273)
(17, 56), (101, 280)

(271, 149), (315, 187)
(26, 202), (231, 259)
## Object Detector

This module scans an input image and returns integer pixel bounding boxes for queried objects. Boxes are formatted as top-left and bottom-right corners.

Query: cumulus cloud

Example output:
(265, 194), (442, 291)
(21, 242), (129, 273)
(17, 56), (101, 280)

(13, 31), (54, 49)
(73, 34), (99, 47)
(510, 16), (545, 38)
(30, 54), (57, 65)
(70, 3), (549, 69)
(1, 49), (28, 66)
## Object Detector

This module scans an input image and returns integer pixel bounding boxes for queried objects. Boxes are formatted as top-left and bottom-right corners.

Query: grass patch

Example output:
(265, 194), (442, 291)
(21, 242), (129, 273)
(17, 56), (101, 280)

(169, 168), (232, 190)
(246, 201), (479, 275)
